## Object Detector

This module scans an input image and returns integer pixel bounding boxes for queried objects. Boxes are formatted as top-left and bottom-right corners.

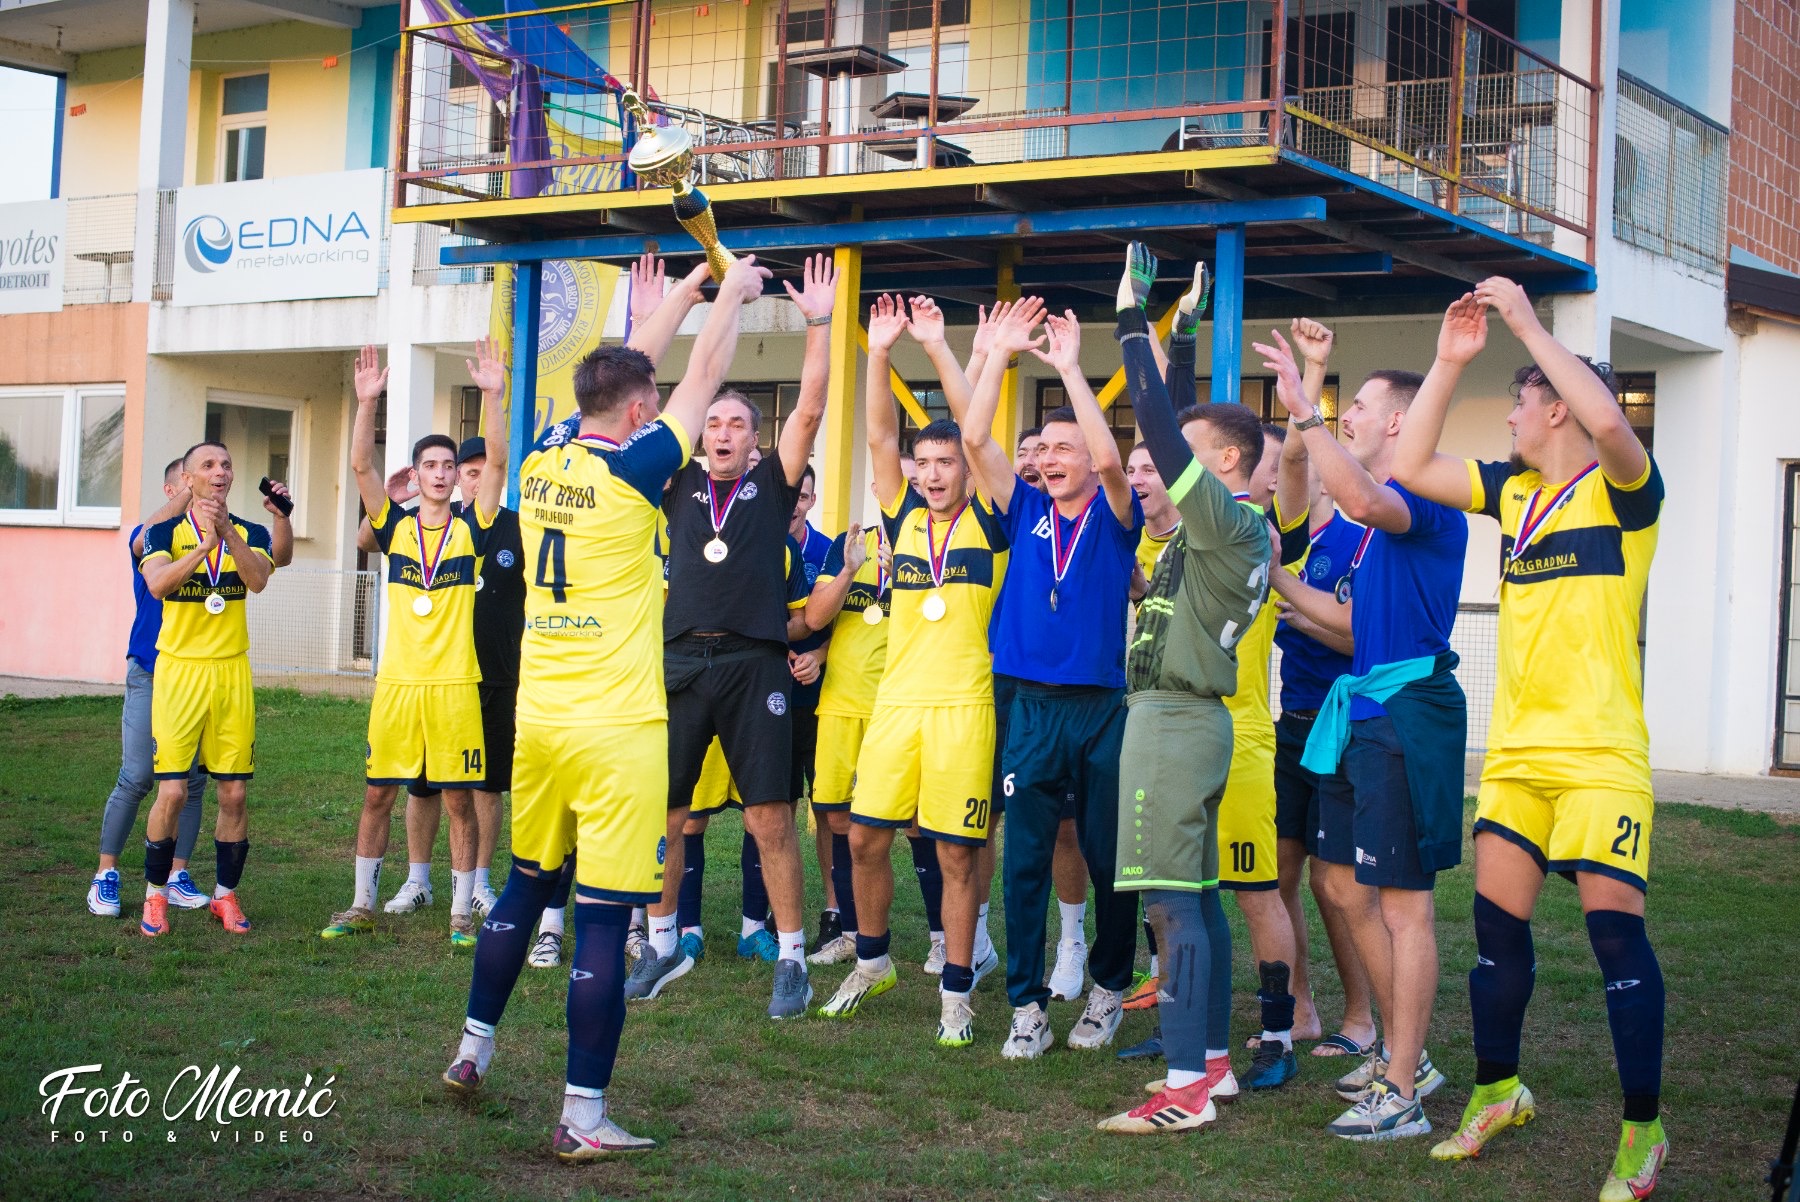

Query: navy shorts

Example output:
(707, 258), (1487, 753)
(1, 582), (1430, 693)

(1315, 714), (1435, 891)
(992, 673), (1017, 817)
(1274, 711), (1322, 854)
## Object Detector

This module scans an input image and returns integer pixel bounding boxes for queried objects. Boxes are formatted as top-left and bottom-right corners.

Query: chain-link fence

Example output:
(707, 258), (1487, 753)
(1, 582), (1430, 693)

(1613, 72), (1728, 274)
(248, 567), (379, 695)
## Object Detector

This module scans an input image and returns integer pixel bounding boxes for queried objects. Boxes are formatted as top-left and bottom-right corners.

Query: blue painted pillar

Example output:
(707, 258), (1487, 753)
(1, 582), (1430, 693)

(507, 261), (542, 509)
(1210, 222), (1245, 406)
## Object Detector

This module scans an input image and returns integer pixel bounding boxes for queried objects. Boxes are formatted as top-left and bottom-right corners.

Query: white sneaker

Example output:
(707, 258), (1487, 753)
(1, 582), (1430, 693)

(87, 869), (121, 917)
(923, 937), (946, 976)
(1066, 985), (1123, 1050)
(527, 930), (562, 968)
(806, 933), (856, 965)
(471, 882), (499, 919)
(384, 880), (433, 914)
(937, 991), (975, 1048)
(1001, 1003), (1054, 1060)
(971, 944), (1001, 989)
(1047, 937), (1089, 1001)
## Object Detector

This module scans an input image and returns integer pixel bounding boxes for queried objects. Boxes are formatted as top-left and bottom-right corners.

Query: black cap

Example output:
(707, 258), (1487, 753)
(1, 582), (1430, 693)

(456, 437), (487, 465)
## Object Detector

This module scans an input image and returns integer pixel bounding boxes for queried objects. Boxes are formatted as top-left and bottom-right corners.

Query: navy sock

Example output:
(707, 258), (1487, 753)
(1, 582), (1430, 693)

(1145, 890), (1208, 1073)
(830, 832), (858, 932)
(214, 839), (248, 891)
(1199, 887), (1232, 1052)
(677, 832), (705, 928)
(854, 930), (891, 961)
(909, 836), (943, 931)
(1143, 916), (1158, 958)
(144, 837), (176, 887)
(1256, 960), (1295, 1034)
(548, 855), (576, 910)
(567, 902), (631, 1091)
(1470, 893), (1536, 1084)
(741, 831), (768, 924)
(942, 962), (974, 994)
(1586, 909), (1664, 1122)
(465, 865), (560, 1028)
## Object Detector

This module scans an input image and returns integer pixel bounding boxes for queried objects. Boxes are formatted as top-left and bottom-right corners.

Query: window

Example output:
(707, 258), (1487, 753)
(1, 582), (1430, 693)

(900, 383), (954, 437)
(890, 42), (970, 97)
(715, 382), (803, 450)
(1615, 371), (1655, 453)
(204, 390), (308, 536)
(1034, 379), (1137, 461)
(456, 385), (484, 445)
(1196, 375), (1341, 432)
(446, 58), (507, 160)
(220, 72), (269, 182)
(1776, 464), (1800, 770)
(0, 386), (125, 526)
(887, 0), (970, 34)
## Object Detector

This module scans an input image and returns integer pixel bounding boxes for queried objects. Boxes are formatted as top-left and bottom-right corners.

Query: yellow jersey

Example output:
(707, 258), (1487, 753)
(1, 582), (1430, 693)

(1223, 599), (1278, 753)
(877, 487), (1008, 708)
(816, 528), (890, 719)
(1136, 520), (1179, 581)
(140, 510), (273, 660)
(1466, 456), (1663, 753)
(369, 498), (492, 684)
(516, 414), (690, 728)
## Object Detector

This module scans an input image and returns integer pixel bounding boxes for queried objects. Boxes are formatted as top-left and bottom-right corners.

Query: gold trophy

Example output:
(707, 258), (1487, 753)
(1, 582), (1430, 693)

(620, 88), (738, 283)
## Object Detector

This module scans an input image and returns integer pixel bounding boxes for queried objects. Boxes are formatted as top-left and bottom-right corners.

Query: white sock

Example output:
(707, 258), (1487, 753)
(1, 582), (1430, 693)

(354, 856), (382, 910)
(147, 883), (167, 899)
(408, 862), (431, 889)
(679, 924), (703, 939)
(474, 866), (490, 893)
(974, 903), (993, 961)
(1206, 1048), (1228, 1062)
(631, 906), (647, 928)
(450, 869), (476, 918)
(458, 1018), (496, 1074)
(858, 953), (892, 974)
(213, 884), (235, 899)
(740, 915), (765, 940)
(562, 1084), (605, 1130)
(777, 928), (805, 964)
(1261, 1028), (1293, 1049)
(1149, 953), (1160, 977)
(539, 905), (565, 936)
(1059, 900), (1087, 943)
(1167, 1067), (1205, 1089)
(650, 912), (678, 958)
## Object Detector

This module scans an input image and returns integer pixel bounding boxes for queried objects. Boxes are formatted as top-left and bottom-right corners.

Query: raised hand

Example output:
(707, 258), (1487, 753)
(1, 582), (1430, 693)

(1473, 276), (1537, 336)
(844, 521), (868, 573)
(385, 466), (419, 505)
(1290, 317), (1335, 367)
(992, 295), (1048, 357)
(1251, 327), (1311, 419)
(905, 294), (947, 346)
(1118, 241), (1158, 312)
(465, 335), (507, 395)
(354, 344), (388, 406)
(877, 531), (892, 576)
(720, 254), (773, 305)
(1437, 294), (1488, 366)
(783, 251), (838, 321)
(1031, 309), (1083, 375)
(868, 294), (909, 352)
(195, 496), (228, 550)
(628, 252), (667, 327)
(969, 302), (1007, 361)
(1174, 262), (1211, 336)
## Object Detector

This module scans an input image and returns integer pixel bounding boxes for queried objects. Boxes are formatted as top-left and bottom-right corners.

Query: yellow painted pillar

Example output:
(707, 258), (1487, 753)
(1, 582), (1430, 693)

(993, 244), (1022, 448)
(820, 243), (864, 539)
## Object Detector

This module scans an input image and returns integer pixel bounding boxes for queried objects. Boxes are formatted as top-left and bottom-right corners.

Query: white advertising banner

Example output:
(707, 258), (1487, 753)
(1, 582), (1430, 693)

(0, 198), (67, 315)
(173, 169), (384, 306)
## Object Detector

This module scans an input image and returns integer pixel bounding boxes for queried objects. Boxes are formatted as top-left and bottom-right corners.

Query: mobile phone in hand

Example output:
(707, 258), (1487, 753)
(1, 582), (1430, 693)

(259, 477), (295, 517)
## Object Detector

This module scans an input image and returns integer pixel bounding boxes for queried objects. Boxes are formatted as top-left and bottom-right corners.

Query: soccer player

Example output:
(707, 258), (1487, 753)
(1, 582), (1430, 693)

(440, 253), (765, 1159)
(135, 441), (277, 937)
(1254, 322), (1468, 1142)
(624, 252), (838, 1019)
(1097, 244), (1271, 1133)
(815, 293), (1008, 1047)
(321, 342), (506, 947)
(956, 306), (1144, 1059)
(1392, 281), (1668, 1200)
(1015, 426), (1044, 488)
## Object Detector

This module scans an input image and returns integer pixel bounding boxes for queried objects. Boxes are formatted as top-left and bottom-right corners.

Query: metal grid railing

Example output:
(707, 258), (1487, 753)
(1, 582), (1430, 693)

(1613, 72), (1727, 274)
(62, 194), (138, 305)
(248, 567), (380, 681)
(414, 221), (498, 285)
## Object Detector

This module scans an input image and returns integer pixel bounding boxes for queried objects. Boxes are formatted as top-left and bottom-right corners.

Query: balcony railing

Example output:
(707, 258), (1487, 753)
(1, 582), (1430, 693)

(394, 0), (1597, 253)
(1613, 71), (1727, 274)
(62, 193), (138, 304)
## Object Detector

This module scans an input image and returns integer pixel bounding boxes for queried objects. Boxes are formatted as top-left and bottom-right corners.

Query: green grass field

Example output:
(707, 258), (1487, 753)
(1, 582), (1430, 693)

(2, 689), (1796, 1201)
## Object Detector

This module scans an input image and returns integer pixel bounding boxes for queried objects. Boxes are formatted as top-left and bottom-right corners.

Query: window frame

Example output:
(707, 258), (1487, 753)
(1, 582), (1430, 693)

(204, 387), (310, 539)
(0, 383), (127, 529)
(217, 71), (270, 184)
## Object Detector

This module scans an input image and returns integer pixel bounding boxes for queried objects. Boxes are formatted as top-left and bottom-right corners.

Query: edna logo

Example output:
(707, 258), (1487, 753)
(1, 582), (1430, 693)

(183, 216), (233, 274)
(182, 210), (372, 275)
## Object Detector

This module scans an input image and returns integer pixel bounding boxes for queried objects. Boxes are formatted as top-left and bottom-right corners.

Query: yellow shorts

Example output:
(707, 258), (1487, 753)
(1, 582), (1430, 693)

(152, 653), (254, 780)
(1218, 737), (1278, 890)
(510, 719), (668, 904)
(852, 703), (993, 845)
(690, 736), (741, 817)
(811, 713), (870, 812)
(365, 680), (485, 788)
(1475, 746), (1655, 890)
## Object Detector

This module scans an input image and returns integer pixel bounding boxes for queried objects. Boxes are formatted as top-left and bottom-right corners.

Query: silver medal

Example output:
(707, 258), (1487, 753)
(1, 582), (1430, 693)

(204, 593), (226, 615)
(704, 537), (729, 563)
(862, 603), (884, 626)
(921, 592), (947, 622)
(413, 594), (434, 616)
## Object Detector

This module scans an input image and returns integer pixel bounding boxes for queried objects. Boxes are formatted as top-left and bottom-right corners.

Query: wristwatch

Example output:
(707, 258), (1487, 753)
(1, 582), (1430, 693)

(1293, 412), (1325, 431)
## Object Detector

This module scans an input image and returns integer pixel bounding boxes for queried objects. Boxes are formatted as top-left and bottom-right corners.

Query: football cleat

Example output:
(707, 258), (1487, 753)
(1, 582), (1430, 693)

(140, 893), (170, 938)
(209, 893), (251, 934)
(936, 991), (975, 1048)
(818, 961), (898, 1019)
(738, 929), (779, 962)
(552, 1117), (657, 1161)
(1097, 1079), (1215, 1134)
(471, 882), (499, 919)
(1431, 1079), (1536, 1160)
(1122, 972), (1160, 1011)
(971, 944), (1001, 989)
(1599, 1118), (1668, 1202)
(527, 930), (563, 969)
(449, 914), (478, 949)
(442, 1059), (483, 1096)
(1244, 1040), (1299, 1090)
(383, 880), (433, 914)
(320, 906), (374, 939)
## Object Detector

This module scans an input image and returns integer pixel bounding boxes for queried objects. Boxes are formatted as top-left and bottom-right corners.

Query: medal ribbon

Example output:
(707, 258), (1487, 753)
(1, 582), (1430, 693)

(1510, 460), (1598, 563)
(873, 529), (890, 598)
(926, 501), (970, 589)
(416, 514), (454, 591)
(187, 511), (224, 587)
(1345, 524), (1375, 576)
(1049, 492), (1099, 589)
(707, 473), (749, 536)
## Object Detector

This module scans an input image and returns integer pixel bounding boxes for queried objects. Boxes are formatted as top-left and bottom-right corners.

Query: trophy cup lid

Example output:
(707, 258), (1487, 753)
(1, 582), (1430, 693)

(621, 89), (694, 181)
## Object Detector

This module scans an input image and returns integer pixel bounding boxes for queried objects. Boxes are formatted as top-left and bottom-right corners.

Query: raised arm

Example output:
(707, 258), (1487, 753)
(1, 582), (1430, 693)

(1164, 263), (1210, 409)
(865, 294), (910, 507)
(132, 483), (192, 558)
(1034, 310), (1134, 526)
(1254, 327), (1412, 534)
(350, 345), (390, 518)
(661, 255), (773, 446)
(1476, 275), (1648, 484)
(1391, 295), (1485, 509)
(964, 302), (998, 384)
(1277, 317), (1334, 526)
(222, 509), (273, 593)
(139, 499), (219, 600)
(263, 480), (294, 566)
(626, 255), (710, 367)
(466, 335), (509, 523)
(958, 299), (1044, 513)
(803, 526), (868, 631)
(777, 252), (837, 488)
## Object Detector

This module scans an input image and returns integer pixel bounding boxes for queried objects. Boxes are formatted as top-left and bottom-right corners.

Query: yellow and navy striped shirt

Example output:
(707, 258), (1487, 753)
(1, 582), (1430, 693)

(370, 498), (493, 684)
(878, 487), (1008, 708)
(141, 510), (273, 660)
(816, 528), (890, 720)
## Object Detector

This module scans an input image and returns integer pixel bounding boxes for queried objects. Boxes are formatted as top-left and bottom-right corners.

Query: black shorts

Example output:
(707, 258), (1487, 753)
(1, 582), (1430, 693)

(1273, 710), (1322, 854)
(407, 683), (518, 797)
(666, 634), (793, 814)
(790, 706), (819, 804)
(1315, 715), (1435, 891)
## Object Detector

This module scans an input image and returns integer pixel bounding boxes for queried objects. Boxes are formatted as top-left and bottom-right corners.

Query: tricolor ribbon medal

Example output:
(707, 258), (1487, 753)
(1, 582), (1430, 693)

(705, 473), (748, 563)
(1048, 492), (1098, 613)
(1335, 524), (1375, 605)
(188, 511), (227, 615)
(863, 531), (889, 626)
(922, 502), (968, 622)
(414, 514), (454, 616)
(1507, 461), (1598, 576)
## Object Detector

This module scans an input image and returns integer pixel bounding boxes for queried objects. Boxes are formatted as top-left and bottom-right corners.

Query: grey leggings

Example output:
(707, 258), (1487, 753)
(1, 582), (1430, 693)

(98, 661), (205, 861)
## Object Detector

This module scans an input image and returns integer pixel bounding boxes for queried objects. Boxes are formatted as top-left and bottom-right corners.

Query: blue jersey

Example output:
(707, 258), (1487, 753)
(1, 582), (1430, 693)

(1274, 512), (1362, 710)
(798, 522), (831, 585)
(990, 478), (1143, 688)
(1348, 483), (1467, 719)
(126, 524), (163, 673)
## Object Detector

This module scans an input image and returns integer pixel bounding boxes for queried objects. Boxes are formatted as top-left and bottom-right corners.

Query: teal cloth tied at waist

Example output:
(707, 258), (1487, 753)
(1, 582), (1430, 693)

(1300, 655), (1438, 775)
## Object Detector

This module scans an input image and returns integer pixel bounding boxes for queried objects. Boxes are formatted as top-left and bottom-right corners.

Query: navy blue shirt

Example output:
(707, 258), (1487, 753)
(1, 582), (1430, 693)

(787, 534), (828, 713)
(1348, 483), (1467, 719)
(991, 478), (1143, 687)
(798, 522), (831, 582)
(1274, 512), (1362, 711)
(125, 524), (164, 673)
